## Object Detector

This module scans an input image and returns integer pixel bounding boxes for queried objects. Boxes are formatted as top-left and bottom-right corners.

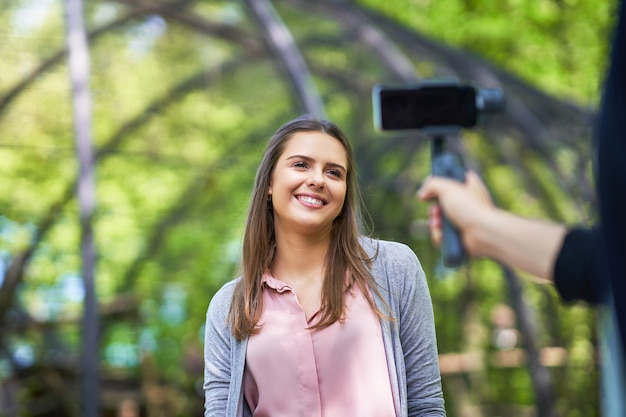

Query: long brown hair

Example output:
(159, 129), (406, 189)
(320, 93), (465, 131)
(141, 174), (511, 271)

(228, 114), (389, 340)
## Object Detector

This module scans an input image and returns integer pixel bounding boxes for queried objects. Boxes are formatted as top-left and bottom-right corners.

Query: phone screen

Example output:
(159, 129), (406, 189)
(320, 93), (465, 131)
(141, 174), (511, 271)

(373, 85), (477, 130)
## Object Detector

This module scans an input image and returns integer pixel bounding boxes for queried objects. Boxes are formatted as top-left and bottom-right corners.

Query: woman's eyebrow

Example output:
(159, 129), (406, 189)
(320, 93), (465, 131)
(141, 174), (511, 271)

(326, 162), (347, 172)
(286, 155), (346, 172)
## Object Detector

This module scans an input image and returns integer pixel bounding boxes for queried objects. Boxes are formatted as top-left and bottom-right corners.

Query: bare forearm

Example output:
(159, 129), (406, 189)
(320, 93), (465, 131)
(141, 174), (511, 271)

(418, 172), (569, 281)
(466, 208), (568, 282)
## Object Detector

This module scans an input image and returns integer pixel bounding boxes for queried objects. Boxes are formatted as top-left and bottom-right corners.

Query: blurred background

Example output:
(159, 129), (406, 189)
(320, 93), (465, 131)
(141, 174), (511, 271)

(0, 0), (617, 416)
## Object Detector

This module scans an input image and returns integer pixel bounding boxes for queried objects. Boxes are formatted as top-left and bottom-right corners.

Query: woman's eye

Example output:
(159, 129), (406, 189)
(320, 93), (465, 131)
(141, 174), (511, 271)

(293, 161), (307, 168)
(327, 169), (343, 178)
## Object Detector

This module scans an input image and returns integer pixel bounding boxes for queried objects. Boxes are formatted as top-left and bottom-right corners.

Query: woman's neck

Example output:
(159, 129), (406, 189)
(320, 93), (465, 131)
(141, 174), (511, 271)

(271, 232), (330, 286)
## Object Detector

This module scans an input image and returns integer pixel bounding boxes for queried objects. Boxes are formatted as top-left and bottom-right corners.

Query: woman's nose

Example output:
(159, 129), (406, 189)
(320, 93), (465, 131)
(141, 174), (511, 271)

(307, 170), (325, 188)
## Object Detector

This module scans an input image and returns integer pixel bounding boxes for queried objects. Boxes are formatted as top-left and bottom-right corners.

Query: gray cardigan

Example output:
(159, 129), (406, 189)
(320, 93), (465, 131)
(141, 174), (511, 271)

(203, 238), (446, 416)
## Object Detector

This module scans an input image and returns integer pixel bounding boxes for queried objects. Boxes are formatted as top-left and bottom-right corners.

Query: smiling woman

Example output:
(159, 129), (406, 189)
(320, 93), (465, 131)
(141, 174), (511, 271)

(269, 130), (347, 238)
(203, 114), (446, 417)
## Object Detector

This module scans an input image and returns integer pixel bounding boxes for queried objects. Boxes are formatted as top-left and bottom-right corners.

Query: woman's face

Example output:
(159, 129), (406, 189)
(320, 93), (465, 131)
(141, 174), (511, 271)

(269, 131), (348, 237)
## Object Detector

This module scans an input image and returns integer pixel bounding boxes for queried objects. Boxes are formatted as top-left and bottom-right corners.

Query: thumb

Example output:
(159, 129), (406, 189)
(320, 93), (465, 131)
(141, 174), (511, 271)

(417, 176), (454, 201)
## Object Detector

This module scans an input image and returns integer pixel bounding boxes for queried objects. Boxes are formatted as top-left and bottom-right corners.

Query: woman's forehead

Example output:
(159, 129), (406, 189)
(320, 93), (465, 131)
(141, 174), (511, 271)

(281, 131), (348, 163)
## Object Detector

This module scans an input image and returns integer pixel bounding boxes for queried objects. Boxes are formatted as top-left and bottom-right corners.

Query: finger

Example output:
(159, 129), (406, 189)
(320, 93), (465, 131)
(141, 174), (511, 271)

(417, 176), (452, 201)
(464, 170), (482, 188)
(428, 204), (442, 226)
(464, 170), (493, 204)
(430, 224), (442, 247)
(427, 204), (443, 247)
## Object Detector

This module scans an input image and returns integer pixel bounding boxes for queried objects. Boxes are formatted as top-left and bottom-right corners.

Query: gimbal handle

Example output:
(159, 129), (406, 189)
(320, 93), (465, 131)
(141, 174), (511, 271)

(431, 136), (466, 268)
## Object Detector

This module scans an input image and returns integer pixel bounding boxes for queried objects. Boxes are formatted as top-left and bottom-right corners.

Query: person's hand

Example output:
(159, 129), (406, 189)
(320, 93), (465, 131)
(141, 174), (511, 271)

(417, 170), (495, 256)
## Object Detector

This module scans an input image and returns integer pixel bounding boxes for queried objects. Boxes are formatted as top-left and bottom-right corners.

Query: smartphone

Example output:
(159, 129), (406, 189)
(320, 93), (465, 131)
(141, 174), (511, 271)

(372, 83), (478, 131)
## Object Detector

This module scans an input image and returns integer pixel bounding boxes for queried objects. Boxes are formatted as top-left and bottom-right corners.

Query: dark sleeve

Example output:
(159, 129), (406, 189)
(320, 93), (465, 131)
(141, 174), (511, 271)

(553, 227), (609, 305)
(595, 0), (626, 351)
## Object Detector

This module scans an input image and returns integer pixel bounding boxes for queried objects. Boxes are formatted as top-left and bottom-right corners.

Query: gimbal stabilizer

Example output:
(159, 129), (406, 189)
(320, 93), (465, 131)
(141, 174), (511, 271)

(372, 79), (505, 267)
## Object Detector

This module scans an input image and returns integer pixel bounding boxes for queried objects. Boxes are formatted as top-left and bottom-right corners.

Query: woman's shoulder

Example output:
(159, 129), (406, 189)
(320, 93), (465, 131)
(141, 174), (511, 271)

(359, 235), (418, 263)
(206, 278), (240, 319)
(359, 236), (425, 287)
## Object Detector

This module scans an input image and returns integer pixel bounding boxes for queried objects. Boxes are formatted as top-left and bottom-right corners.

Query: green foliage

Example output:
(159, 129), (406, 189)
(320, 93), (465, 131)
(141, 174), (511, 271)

(358, 0), (617, 104)
(0, 0), (611, 414)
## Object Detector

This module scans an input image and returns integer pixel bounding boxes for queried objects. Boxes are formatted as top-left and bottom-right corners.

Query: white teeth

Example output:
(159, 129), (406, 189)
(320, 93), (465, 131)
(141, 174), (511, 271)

(298, 196), (324, 205)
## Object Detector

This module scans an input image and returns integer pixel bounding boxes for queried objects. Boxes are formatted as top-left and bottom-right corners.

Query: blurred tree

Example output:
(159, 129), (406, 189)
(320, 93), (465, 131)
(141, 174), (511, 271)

(0, 0), (613, 415)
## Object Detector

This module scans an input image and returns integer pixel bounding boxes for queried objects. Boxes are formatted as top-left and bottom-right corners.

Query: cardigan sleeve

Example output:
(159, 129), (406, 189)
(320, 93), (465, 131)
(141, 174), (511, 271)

(203, 281), (237, 417)
(382, 241), (446, 416)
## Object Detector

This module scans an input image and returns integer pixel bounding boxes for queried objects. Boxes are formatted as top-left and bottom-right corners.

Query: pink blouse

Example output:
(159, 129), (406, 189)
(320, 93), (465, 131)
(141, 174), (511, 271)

(243, 273), (396, 417)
